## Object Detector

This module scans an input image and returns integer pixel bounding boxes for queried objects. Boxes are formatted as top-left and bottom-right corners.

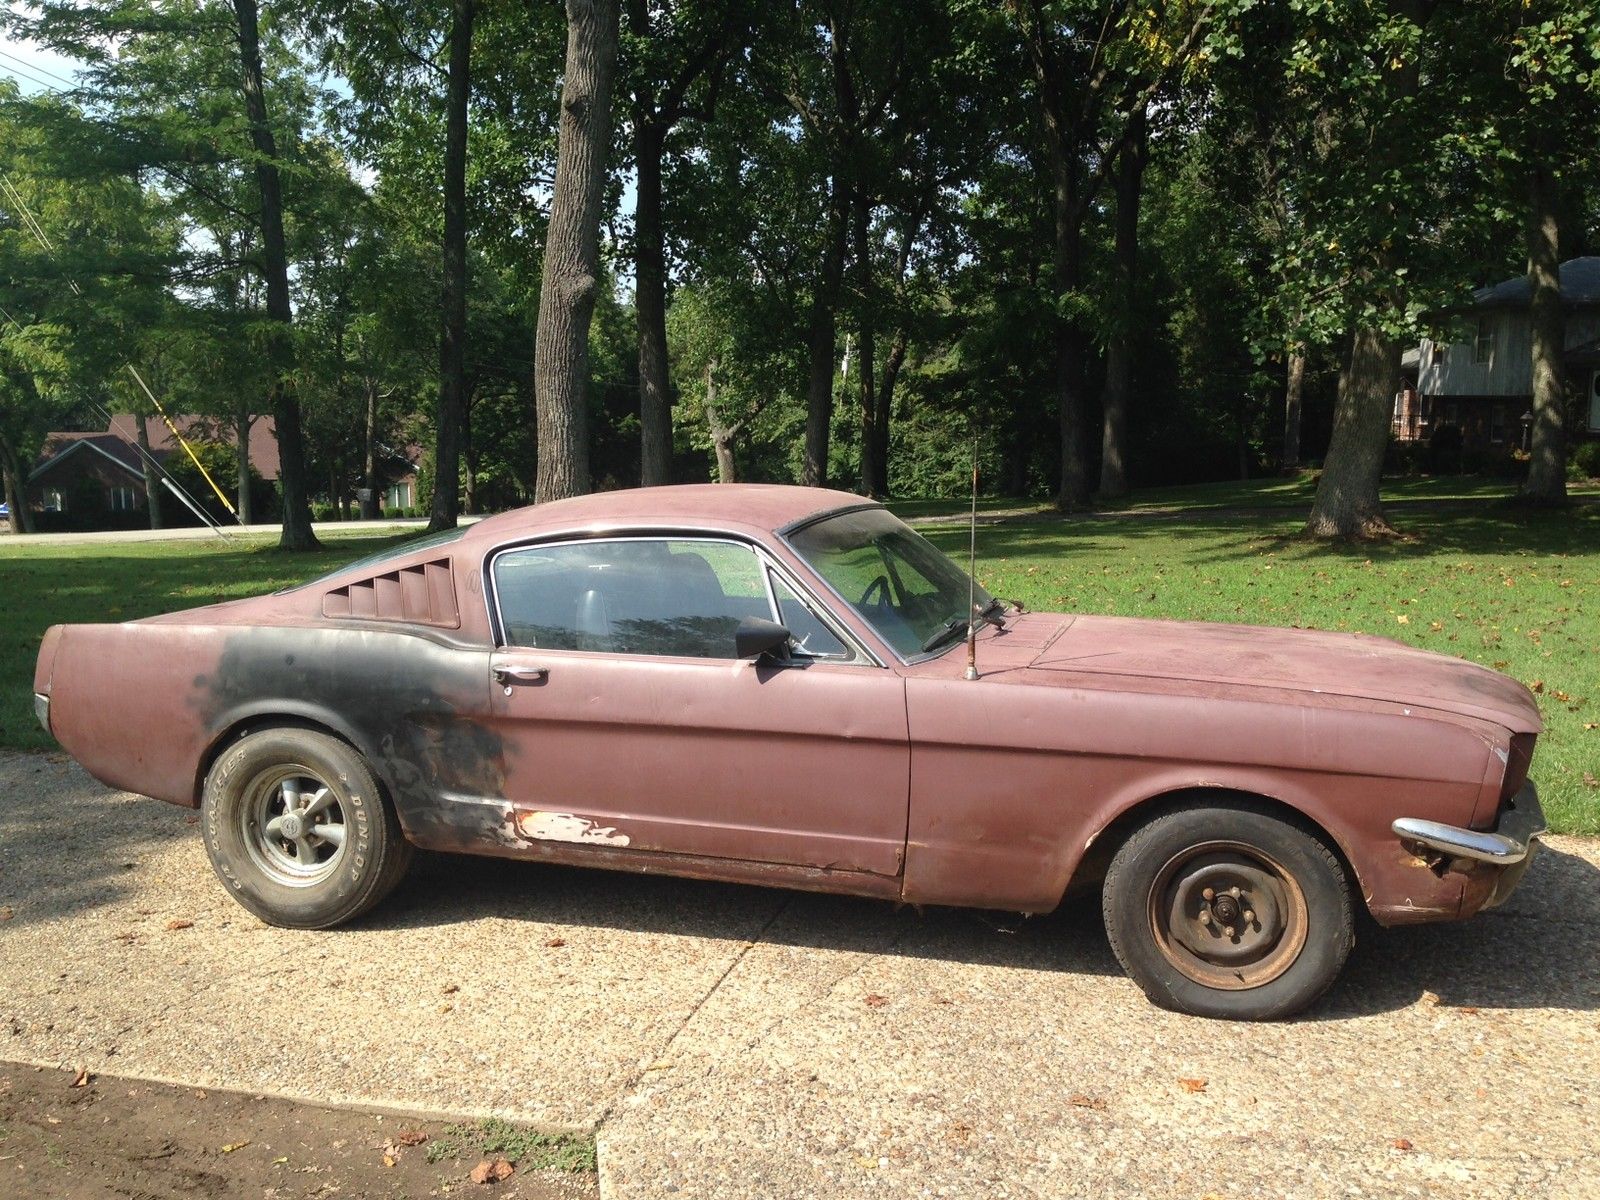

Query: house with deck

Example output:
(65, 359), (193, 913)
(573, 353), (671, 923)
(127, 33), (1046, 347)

(1394, 256), (1600, 450)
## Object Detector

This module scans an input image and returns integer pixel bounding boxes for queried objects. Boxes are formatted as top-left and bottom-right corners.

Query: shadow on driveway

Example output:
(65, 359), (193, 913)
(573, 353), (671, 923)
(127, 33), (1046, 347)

(374, 840), (1600, 1019)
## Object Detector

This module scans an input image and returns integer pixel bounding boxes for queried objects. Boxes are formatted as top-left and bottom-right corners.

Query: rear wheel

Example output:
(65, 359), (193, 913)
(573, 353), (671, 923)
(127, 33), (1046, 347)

(1102, 803), (1353, 1020)
(201, 728), (411, 929)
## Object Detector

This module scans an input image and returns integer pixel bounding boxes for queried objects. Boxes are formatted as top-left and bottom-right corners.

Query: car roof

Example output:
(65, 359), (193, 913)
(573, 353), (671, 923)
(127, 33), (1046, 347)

(461, 484), (874, 543)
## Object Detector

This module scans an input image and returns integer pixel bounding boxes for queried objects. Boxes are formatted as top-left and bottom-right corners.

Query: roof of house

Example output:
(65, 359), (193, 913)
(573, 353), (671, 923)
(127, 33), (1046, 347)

(1471, 256), (1600, 309)
(106, 413), (283, 481)
(28, 433), (147, 483)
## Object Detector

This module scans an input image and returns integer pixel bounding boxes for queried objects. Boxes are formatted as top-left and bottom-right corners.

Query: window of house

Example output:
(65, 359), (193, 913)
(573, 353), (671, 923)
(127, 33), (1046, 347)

(1473, 317), (1494, 364)
(494, 538), (779, 659)
(386, 482), (413, 509)
(1443, 402), (1459, 427)
(108, 485), (138, 511)
(45, 489), (64, 512)
(1490, 403), (1507, 445)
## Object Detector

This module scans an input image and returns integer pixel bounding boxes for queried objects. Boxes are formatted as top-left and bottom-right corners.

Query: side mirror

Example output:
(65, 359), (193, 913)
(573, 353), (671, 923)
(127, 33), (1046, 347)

(735, 616), (791, 661)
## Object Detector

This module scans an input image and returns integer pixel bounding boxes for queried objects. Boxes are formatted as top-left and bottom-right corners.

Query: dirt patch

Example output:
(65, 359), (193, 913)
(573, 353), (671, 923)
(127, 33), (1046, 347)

(0, 1061), (598, 1199)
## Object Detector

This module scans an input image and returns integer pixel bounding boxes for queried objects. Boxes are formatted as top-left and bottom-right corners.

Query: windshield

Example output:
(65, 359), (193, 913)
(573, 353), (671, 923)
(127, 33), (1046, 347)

(787, 507), (992, 659)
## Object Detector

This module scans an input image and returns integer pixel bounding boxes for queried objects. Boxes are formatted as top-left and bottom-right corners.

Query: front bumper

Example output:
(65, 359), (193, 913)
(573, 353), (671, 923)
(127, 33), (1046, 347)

(33, 692), (49, 735)
(1393, 782), (1546, 911)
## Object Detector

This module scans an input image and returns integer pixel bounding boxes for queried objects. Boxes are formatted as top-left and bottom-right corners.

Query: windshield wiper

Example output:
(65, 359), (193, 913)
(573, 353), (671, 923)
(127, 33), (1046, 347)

(920, 615), (970, 653)
(975, 597), (1007, 628)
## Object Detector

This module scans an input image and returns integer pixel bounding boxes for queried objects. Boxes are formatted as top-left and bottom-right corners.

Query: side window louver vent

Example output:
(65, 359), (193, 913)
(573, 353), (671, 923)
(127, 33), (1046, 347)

(322, 558), (460, 628)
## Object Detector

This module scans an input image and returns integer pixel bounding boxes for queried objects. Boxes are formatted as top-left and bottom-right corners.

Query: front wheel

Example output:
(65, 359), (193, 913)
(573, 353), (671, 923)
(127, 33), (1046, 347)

(201, 728), (412, 929)
(1102, 803), (1354, 1020)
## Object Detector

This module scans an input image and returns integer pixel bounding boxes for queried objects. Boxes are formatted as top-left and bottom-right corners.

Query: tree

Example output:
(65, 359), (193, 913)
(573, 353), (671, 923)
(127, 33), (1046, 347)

(624, 0), (750, 486)
(429, 0), (475, 530)
(533, 0), (620, 502)
(1096, 104), (1147, 499)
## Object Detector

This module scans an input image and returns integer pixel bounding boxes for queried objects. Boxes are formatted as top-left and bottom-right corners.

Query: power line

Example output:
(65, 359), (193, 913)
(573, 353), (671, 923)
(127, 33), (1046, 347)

(0, 47), (74, 89)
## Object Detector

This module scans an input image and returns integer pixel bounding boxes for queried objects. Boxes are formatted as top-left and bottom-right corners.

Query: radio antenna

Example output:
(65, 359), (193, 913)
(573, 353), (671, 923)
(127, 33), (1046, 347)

(964, 430), (980, 682)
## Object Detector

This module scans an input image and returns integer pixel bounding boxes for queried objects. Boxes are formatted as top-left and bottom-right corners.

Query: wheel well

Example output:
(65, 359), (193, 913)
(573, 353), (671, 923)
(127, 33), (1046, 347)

(193, 715), (369, 806)
(1068, 788), (1361, 903)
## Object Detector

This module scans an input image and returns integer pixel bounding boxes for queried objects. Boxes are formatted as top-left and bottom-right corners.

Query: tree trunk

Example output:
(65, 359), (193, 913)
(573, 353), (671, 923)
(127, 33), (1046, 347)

(462, 392), (478, 514)
(232, 0), (317, 550)
(1282, 347), (1306, 471)
(1049, 150), (1091, 511)
(635, 120), (673, 487)
(134, 414), (163, 528)
(873, 328), (907, 494)
(429, 0), (474, 531)
(853, 195), (879, 496)
(803, 177), (849, 488)
(233, 402), (254, 524)
(1521, 161), (1567, 503)
(1303, 0), (1426, 538)
(1097, 106), (1147, 500)
(1305, 328), (1398, 537)
(534, 0), (619, 504)
(361, 379), (379, 519)
(0, 436), (31, 534)
(703, 361), (738, 483)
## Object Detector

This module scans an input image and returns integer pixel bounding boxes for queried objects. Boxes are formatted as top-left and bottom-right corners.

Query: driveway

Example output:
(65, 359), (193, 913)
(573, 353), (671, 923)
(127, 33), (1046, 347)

(2, 752), (1597, 1199)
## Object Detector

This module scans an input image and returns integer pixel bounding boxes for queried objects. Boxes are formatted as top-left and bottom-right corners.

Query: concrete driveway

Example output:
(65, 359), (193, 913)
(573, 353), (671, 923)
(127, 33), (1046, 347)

(2, 752), (1597, 1199)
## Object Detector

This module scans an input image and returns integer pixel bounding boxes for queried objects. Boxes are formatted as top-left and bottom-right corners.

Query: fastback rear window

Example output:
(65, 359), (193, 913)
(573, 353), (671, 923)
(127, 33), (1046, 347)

(279, 525), (468, 593)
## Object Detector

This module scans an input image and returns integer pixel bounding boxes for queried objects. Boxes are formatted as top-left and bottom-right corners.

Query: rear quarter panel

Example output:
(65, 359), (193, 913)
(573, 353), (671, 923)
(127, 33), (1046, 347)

(44, 622), (494, 824)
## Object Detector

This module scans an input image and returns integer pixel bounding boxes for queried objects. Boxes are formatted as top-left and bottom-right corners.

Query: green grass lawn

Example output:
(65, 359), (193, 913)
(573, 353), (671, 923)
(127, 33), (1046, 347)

(3, 488), (1596, 835)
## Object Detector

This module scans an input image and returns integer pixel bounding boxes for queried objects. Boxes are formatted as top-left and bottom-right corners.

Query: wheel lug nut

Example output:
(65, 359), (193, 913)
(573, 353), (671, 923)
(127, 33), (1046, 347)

(1202, 888), (1215, 901)
(1243, 910), (1256, 923)
(1224, 926), (1236, 938)
(1198, 910), (1212, 925)
(1229, 887), (1242, 899)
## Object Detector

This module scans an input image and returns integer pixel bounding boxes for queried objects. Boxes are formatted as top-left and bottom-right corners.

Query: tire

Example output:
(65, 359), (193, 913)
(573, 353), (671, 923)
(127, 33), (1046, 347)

(1102, 802), (1354, 1020)
(201, 727), (412, 929)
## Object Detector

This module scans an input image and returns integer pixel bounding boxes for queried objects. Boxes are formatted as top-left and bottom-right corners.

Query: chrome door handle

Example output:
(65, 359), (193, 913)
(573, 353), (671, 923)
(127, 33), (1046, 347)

(493, 664), (549, 692)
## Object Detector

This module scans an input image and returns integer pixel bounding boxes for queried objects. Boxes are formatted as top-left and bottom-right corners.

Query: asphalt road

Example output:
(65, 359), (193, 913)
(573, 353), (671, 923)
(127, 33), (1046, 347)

(2, 752), (1597, 1199)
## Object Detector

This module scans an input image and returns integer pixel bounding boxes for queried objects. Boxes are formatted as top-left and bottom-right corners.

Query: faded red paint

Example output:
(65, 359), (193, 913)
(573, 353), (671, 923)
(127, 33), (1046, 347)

(33, 484), (1543, 928)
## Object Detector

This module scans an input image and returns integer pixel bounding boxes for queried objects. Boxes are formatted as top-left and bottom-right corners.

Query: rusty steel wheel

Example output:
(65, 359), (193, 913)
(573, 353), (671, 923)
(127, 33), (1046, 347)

(1146, 841), (1309, 991)
(1102, 801), (1354, 1021)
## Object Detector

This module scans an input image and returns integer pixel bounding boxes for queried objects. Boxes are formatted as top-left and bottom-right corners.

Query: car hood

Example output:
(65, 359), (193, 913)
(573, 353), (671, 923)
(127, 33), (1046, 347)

(1016, 613), (1541, 733)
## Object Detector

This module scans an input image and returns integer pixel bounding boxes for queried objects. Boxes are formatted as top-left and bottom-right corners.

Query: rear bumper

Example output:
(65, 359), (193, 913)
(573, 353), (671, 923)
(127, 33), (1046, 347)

(33, 692), (49, 735)
(1393, 782), (1546, 912)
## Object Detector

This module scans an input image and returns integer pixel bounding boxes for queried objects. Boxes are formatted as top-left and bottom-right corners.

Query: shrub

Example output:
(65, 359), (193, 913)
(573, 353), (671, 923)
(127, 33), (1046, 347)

(1572, 440), (1600, 480)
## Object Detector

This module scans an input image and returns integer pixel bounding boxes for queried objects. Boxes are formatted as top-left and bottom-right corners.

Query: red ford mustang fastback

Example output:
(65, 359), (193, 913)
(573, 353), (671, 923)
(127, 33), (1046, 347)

(33, 485), (1545, 1019)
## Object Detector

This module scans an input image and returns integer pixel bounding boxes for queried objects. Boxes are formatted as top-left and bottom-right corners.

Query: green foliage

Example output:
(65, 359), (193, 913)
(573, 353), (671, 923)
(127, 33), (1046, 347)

(423, 1119), (596, 1173)
(1571, 440), (1600, 481)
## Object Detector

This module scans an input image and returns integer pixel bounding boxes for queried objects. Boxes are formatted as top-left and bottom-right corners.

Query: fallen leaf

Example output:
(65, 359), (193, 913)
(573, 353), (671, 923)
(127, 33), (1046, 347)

(1391, 1138), (1414, 1152)
(1420, 990), (1441, 1007)
(470, 1158), (514, 1184)
(854, 1155), (878, 1170)
(442, 984), (459, 995)
(220, 1141), (251, 1154)
(1584, 723), (1598, 731)
(396, 1131), (428, 1147)
(1178, 1078), (1208, 1094)
(0, 906), (13, 921)
(864, 993), (888, 1007)
(1529, 680), (1545, 694)
(383, 1154), (396, 1168)
(1068, 1094), (1107, 1111)
(544, 937), (566, 948)
(1395, 614), (1409, 625)
(1584, 773), (1599, 790)
(272, 1157), (288, 1166)
(166, 919), (194, 931)
(46, 1116), (61, 1125)
(71, 1068), (91, 1088)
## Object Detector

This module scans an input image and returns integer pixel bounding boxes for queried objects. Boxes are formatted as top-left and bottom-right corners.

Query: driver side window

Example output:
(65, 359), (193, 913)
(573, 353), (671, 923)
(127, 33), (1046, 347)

(769, 574), (849, 659)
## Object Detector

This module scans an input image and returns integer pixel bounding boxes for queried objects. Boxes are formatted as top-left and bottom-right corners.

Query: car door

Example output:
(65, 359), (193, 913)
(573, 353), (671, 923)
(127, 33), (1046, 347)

(485, 535), (910, 878)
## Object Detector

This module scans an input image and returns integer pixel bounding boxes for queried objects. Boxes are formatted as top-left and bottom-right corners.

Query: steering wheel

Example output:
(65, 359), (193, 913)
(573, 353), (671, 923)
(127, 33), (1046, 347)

(858, 575), (893, 608)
